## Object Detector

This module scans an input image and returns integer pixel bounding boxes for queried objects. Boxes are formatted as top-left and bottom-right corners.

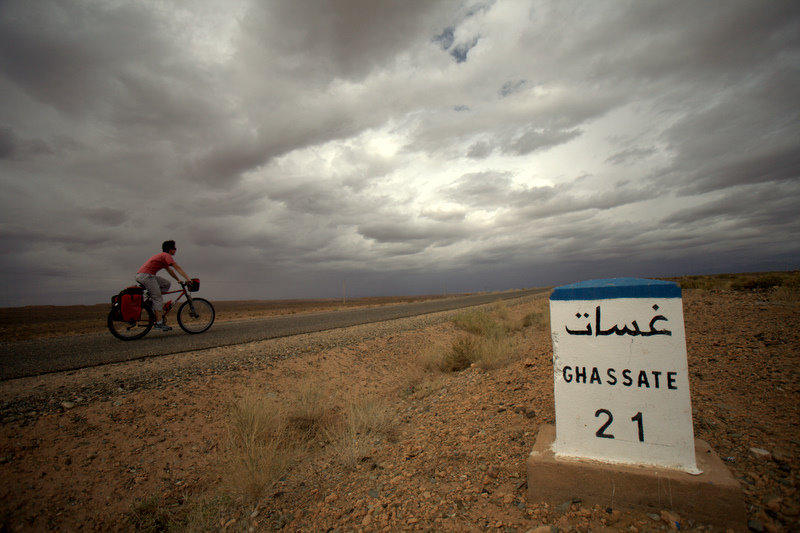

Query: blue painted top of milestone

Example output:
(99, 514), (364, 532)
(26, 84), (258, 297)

(550, 278), (681, 301)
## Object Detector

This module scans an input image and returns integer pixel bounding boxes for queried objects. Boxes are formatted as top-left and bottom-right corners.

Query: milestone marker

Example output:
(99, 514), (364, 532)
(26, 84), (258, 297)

(549, 277), (698, 472)
(526, 278), (747, 530)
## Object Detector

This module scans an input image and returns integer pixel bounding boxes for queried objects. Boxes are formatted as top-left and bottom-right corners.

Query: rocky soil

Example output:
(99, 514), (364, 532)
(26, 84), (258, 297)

(0, 289), (798, 532)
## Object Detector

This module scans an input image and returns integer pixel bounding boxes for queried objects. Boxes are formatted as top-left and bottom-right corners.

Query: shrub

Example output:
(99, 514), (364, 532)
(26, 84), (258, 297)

(431, 333), (521, 372)
(429, 302), (541, 372)
(782, 271), (800, 288)
(676, 277), (712, 290)
(522, 311), (545, 329)
(445, 335), (480, 371)
(732, 274), (783, 291)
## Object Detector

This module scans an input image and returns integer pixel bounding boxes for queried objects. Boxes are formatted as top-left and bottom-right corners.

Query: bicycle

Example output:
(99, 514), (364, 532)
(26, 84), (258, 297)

(107, 279), (215, 340)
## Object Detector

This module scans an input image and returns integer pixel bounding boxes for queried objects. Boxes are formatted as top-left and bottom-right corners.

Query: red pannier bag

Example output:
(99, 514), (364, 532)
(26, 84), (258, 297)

(115, 286), (144, 321)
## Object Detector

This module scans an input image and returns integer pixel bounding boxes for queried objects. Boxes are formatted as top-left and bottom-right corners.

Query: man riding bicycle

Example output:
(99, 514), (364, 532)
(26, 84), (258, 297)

(135, 240), (193, 331)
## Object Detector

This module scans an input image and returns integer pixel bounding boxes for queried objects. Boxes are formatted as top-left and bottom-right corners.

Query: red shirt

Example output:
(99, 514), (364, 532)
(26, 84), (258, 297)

(137, 252), (176, 275)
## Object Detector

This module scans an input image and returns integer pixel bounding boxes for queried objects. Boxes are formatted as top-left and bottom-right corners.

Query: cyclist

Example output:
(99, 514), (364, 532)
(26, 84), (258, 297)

(135, 240), (193, 331)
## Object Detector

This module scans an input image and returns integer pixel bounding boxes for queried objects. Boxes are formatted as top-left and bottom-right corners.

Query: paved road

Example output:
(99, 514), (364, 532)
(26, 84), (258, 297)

(0, 289), (547, 381)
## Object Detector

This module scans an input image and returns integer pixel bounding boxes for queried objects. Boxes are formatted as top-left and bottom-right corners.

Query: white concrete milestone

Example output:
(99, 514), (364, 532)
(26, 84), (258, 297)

(550, 278), (700, 473)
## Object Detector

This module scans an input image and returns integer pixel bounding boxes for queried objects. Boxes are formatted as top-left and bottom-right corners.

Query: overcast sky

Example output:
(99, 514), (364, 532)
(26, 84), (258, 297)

(1, 0), (799, 307)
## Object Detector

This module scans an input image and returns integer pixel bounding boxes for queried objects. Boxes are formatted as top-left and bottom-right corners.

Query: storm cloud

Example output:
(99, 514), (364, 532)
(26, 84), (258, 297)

(0, 0), (798, 306)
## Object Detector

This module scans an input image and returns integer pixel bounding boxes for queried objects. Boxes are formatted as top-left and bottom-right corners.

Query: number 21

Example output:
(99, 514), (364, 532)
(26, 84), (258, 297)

(594, 409), (644, 442)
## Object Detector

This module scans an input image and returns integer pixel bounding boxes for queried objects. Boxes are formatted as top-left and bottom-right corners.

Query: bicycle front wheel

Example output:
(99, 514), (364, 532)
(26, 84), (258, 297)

(177, 298), (215, 334)
(107, 304), (154, 340)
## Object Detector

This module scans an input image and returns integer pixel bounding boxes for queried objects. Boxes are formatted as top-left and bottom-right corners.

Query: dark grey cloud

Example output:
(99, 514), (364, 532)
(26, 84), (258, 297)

(447, 172), (514, 206)
(606, 147), (656, 166)
(85, 208), (127, 227)
(264, 177), (386, 220)
(541, 1), (800, 87)
(0, 1), (173, 115)
(187, 139), (269, 189)
(662, 182), (800, 229)
(433, 27), (456, 50)
(446, 173), (648, 220)
(507, 127), (581, 156)
(501, 186), (653, 226)
(420, 206), (466, 223)
(240, 0), (460, 81)
(467, 141), (492, 159)
(656, 68), (800, 195)
(0, 127), (52, 160)
(407, 79), (623, 159)
(358, 220), (467, 247)
(0, 222), (118, 254)
(0, 128), (15, 159)
(499, 80), (530, 98)
(450, 37), (480, 63)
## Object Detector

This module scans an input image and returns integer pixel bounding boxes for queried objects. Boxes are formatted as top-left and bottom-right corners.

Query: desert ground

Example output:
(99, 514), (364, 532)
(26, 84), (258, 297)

(0, 274), (798, 532)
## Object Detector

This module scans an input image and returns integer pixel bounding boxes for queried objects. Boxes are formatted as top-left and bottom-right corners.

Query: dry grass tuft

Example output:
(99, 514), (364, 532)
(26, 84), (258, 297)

(226, 380), (334, 501)
(522, 297), (549, 331)
(227, 381), (399, 489)
(522, 312), (544, 328)
(416, 335), (484, 372)
(419, 302), (542, 373)
(226, 392), (295, 502)
(127, 491), (237, 532)
(286, 380), (331, 441)
(452, 308), (511, 339)
(127, 494), (182, 532)
(446, 335), (481, 371)
(324, 395), (396, 467)
(398, 361), (448, 399)
(472, 335), (521, 370)
(770, 285), (800, 303)
(445, 333), (521, 371)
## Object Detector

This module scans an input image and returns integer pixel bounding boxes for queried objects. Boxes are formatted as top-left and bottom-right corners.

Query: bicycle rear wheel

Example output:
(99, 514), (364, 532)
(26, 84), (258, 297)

(177, 298), (215, 334)
(107, 304), (154, 340)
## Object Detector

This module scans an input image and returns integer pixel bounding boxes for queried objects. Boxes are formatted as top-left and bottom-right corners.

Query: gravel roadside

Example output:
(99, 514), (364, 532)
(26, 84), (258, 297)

(0, 305), (465, 423)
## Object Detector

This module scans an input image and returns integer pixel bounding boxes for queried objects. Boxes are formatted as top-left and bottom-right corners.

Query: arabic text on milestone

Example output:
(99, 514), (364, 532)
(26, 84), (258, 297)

(565, 305), (672, 337)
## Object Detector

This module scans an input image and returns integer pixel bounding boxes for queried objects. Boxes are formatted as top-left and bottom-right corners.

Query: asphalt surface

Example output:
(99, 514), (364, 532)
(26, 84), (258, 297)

(0, 289), (547, 381)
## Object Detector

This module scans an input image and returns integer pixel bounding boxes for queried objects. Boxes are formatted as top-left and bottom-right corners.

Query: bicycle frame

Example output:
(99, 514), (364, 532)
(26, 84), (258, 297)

(145, 282), (195, 316)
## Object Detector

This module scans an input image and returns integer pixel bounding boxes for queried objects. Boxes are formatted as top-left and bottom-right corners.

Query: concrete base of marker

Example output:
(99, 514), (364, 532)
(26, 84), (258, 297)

(526, 425), (747, 531)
